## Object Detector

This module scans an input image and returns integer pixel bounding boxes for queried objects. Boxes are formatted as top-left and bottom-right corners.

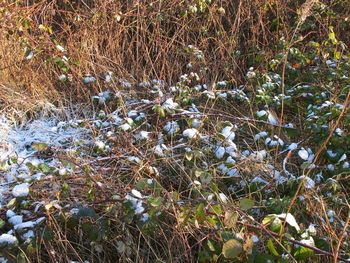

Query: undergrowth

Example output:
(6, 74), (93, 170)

(0, 0), (349, 262)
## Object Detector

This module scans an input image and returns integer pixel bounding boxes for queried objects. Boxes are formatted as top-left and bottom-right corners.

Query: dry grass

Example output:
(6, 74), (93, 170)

(1, 0), (348, 112)
(0, 1), (350, 262)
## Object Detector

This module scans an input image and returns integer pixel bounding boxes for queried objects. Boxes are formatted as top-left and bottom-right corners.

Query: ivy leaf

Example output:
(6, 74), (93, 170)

(239, 198), (254, 210)
(222, 239), (243, 259)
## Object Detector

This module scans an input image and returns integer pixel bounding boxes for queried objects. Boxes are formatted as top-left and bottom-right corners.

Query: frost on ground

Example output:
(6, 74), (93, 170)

(0, 115), (91, 249)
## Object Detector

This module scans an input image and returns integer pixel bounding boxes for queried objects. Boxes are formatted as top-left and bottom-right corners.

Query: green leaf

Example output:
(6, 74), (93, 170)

(148, 197), (162, 207)
(222, 239), (243, 259)
(42, 227), (54, 241)
(267, 239), (279, 256)
(77, 206), (97, 218)
(0, 219), (5, 229)
(209, 204), (222, 215)
(239, 198), (254, 210)
(195, 203), (206, 223)
(271, 218), (282, 233)
(262, 214), (276, 225)
(294, 246), (314, 260)
(328, 31), (338, 45)
(38, 163), (51, 173)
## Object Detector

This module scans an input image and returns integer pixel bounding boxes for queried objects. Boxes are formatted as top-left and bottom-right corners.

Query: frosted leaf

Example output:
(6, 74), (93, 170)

(163, 121), (180, 135)
(162, 98), (179, 111)
(207, 193), (215, 201)
(277, 213), (300, 232)
(120, 123), (132, 131)
(127, 156), (141, 164)
(0, 234), (18, 248)
(128, 110), (138, 119)
(183, 128), (200, 139)
(203, 91), (215, 99)
(59, 168), (67, 176)
(218, 163), (228, 174)
(140, 213), (150, 222)
(307, 224), (317, 236)
(267, 111), (279, 126)
(191, 118), (201, 128)
(35, 217), (46, 225)
(339, 154), (347, 162)
(221, 126), (235, 141)
(218, 193), (228, 203)
(58, 74), (67, 81)
(147, 179), (153, 185)
(252, 235), (259, 243)
(94, 141), (105, 150)
(131, 189), (144, 199)
(327, 164), (335, 171)
(83, 76), (96, 84)
(227, 168), (239, 177)
(6, 210), (16, 219)
(25, 50), (34, 60)
(217, 81), (227, 87)
(250, 150), (267, 161)
(56, 45), (66, 52)
(8, 215), (23, 226)
(327, 150), (337, 158)
(154, 144), (165, 157)
(22, 230), (35, 241)
(14, 221), (35, 231)
(193, 180), (201, 186)
(12, 183), (29, 198)
(254, 131), (268, 141)
(136, 131), (150, 140)
(298, 148), (309, 160)
(256, 110), (267, 117)
(335, 128), (343, 136)
(226, 156), (236, 164)
(251, 176), (268, 185)
(288, 143), (298, 151)
(215, 146), (225, 159)
(298, 176), (315, 189)
(134, 202), (145, 214)
(105, 71), (113, 82)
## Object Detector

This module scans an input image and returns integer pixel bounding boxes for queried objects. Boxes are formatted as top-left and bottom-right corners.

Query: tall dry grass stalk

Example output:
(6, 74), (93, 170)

(0, 0), (348, 114)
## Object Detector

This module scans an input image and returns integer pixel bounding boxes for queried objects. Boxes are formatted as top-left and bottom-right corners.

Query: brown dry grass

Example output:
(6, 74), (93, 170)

(1, 0), (349, 115)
